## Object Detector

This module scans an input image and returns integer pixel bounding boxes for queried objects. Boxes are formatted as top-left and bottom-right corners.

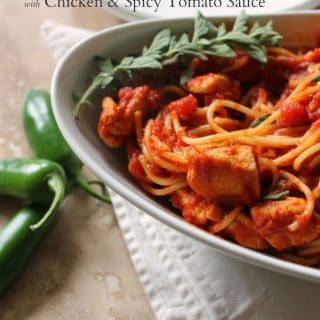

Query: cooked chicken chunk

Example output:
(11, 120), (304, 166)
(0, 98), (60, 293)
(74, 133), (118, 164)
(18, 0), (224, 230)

(170, 188), (222, 226)
(187, 73), (233, 94)
(251, 197), (320, 250)
(226, 213), (268, 250)
(186, 73), (241, 102)
(187, 146), (260, 206)
(98, 86), (160, 148)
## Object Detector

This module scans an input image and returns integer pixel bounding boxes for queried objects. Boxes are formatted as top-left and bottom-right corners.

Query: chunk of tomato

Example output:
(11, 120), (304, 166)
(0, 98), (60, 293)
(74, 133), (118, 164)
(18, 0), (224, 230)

(167, 94), (198, 120)
(279, 101), (309, 127)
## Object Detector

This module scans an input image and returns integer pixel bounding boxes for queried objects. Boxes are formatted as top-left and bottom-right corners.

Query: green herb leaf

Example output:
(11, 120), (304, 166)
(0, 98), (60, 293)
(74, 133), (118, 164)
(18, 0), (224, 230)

(95, 73), (114, 88)
(177, 33), (190, 46)
(95, 56), (114, 73)
(180, 69), (193, 86)
(144, 28), (171, 55)
(193, 11), (209, 42)
(249, 20), (282, 47)
(311, 75), (320, 83)
(242, 44), (267, 63)
(217, 23), (226, 37)
(221, 32), (257, 45)
(250, 21), (260, 33)
(250, 114), (271, 128)
(120, 56), (135, 67)
(129, 56), (162, 69)
(204, 44), (236, 58)
(233, 11), (248, 33)
(207, 21), (219, 38)
(74, 11), (282, 118)
(197, 38), (211, 46)
(262, 190), (290, 201)
(179, 50), (207, 60)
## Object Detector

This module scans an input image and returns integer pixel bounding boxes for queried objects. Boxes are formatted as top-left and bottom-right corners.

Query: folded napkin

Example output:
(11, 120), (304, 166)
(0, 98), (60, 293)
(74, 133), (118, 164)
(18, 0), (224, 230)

(41, 21), (320, 320)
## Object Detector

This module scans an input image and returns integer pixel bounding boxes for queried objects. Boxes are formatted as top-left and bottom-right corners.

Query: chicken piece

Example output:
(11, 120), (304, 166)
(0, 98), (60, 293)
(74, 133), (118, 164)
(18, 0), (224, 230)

(170, 188), (222, 226)
(98, 97), (122, 148)
(186, 73), (240, 101)
(190, 50), (262, 84)
(307, 91), (320, 122)
(98, 86), (160, 148)
(225, 213), (268, 250)
(251, 197), (320, 250)
(187, 146), (260, 206)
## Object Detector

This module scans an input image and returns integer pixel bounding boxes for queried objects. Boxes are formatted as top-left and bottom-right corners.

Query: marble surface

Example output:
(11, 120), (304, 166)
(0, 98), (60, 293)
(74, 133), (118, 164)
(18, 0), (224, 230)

(0, 1), (155, 319)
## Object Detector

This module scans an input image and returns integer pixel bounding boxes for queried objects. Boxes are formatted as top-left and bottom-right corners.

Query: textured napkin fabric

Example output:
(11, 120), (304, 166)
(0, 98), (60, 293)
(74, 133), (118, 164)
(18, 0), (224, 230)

(41, 21), (320, 320)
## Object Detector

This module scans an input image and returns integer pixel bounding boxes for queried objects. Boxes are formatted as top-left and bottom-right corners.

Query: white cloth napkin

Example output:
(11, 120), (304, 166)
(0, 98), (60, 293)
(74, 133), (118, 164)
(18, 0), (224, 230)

(41, 21), (320, 320)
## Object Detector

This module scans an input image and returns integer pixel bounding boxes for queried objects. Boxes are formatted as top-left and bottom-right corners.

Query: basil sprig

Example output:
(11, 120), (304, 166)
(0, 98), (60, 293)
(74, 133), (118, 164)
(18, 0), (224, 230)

(74, 11), (282, 118)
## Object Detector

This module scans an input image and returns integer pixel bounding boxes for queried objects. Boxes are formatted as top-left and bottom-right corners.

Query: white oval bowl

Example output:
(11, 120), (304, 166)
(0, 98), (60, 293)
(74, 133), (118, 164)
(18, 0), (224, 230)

(52, 11), (320, 283)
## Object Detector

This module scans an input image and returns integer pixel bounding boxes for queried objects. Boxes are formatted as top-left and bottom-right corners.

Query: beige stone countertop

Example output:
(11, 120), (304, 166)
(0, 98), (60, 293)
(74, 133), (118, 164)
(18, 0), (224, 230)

(0, 1), (155, 319)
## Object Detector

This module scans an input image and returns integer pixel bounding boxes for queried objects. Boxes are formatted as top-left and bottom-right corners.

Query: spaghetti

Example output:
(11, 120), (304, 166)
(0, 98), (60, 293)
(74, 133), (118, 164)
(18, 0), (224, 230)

(97, 45), (320, 267)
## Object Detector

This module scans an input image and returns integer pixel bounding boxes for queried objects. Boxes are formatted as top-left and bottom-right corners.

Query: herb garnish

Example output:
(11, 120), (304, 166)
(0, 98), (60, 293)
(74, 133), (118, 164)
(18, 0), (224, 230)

(311, 75), (320, 83)
(74, 11), (282, 119)
(250, 114), (271, 128)
(262, 190), (290, 201)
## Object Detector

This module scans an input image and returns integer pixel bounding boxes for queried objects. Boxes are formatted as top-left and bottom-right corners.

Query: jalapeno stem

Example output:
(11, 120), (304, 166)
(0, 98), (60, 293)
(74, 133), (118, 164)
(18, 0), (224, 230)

(76, 176), (111, 203)
(30, 174), (65, 231)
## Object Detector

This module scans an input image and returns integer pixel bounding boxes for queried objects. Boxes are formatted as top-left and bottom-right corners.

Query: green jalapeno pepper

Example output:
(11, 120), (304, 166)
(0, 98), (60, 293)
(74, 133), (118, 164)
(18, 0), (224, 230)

(0, 158), (65, 230)
(0, 205), (56, 295)
(22, 89), (110, 203)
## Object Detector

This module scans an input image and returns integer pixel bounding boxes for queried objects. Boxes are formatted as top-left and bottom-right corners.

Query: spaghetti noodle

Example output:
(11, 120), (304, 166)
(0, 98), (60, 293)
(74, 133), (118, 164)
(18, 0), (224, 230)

(97, 45), (320, 267)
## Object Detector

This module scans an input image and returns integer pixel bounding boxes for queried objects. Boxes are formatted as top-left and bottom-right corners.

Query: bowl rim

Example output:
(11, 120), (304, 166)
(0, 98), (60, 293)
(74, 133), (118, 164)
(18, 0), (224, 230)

(52, 11), (320, 283)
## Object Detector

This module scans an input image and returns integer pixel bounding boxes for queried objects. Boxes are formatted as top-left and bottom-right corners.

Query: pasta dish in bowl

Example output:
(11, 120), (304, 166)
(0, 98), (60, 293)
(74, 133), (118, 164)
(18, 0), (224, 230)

(52, 11), (320, 281)
(97, 48), (320, 265)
